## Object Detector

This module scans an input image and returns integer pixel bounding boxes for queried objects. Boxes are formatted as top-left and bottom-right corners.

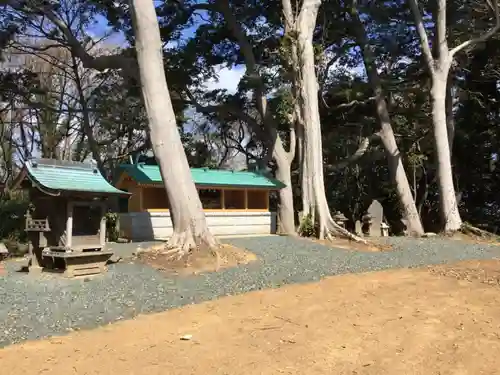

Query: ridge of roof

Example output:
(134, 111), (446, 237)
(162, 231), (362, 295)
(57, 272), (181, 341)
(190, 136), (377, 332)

(116, 163), (286, 189)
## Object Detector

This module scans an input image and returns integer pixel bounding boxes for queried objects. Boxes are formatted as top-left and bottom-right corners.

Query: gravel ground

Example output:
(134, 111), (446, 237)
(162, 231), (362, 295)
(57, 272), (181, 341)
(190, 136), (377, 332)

(1, 235), (500, 347)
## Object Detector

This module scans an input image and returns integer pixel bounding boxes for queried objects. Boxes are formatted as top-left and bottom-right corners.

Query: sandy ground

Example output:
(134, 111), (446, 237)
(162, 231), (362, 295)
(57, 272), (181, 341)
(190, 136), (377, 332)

(3, 263), (500, 374)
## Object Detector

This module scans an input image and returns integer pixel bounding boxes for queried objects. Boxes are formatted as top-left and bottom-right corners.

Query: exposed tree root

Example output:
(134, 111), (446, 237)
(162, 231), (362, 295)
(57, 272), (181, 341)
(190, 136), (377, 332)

(164, 228), (221, 270)
(459, 222), (499, 240)
(320, 216), (369, 244)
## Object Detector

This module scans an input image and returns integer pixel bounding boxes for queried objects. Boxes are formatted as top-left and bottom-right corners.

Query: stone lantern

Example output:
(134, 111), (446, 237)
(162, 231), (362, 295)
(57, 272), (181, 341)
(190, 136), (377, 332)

(361, 212), (373, 236)
(333, 211), (348, 228)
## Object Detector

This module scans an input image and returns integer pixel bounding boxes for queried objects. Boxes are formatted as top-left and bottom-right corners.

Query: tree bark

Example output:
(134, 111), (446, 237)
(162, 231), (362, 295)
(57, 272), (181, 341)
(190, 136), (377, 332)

(445, 74), (455, 151)
(409, 0), (499, 231)
(296, 0), (365, 241)
(408, 0), (461, 231)
(275, 147), (296, 234)
(130, 0), (218, 254)
(299, 124), (314, 220)
(431, 74), (462, 231)
(217, 0), (297, 235)
(350, 4), (424, 235)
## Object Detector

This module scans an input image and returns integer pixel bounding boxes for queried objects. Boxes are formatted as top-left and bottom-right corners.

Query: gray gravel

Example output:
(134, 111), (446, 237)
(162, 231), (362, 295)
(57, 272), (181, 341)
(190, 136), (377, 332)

(1, 235), (500, 347)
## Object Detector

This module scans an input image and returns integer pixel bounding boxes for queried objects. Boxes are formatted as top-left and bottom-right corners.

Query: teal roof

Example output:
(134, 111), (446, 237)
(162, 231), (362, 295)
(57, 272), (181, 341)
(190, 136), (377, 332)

(118, 164), (286, 189)
(25, 158), (128, 195)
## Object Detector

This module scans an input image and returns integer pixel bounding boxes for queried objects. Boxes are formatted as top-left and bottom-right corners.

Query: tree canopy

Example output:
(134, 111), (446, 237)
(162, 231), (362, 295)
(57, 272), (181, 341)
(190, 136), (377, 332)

(1, 0), (500, 238)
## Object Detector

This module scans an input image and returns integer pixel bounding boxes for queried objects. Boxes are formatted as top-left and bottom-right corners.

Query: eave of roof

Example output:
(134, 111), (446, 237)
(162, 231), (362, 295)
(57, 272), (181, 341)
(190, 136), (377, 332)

(21, 158), (130, 196)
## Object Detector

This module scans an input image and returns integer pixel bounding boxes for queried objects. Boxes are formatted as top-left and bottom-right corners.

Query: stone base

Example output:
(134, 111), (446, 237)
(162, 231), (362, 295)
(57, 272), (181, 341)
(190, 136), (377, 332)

(42, 250), (113, 278)
(28, 265), (43, 274)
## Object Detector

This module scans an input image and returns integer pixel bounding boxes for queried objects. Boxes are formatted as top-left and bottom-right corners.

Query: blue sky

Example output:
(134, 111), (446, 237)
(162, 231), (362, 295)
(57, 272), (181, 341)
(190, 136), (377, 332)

(85, 9), (364, 96)
(87, 13), (246, 93)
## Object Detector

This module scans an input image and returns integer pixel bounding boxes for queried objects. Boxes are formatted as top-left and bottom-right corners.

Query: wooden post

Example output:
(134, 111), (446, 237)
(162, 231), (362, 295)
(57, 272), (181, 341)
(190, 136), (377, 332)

(265, 191), (269, 210)
(221, 189), (225, 209)
(139, 186), (144, 211)
(66, 201), (73, 249)
(244, 189), (248, 209)
(100, 205), (106, 247)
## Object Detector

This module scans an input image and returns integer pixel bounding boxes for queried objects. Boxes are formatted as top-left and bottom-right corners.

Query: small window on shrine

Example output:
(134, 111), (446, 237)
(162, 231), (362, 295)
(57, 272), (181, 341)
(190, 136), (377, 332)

(198, 189), (222, 209)
(247, 190), (268, 210)
(224, 189), (246, 209)
(142, 187), (169, 210)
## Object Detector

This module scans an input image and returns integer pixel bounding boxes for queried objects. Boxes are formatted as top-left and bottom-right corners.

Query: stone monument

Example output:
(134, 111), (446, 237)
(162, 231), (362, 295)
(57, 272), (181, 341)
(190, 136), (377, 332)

(367, 200), (384, 237)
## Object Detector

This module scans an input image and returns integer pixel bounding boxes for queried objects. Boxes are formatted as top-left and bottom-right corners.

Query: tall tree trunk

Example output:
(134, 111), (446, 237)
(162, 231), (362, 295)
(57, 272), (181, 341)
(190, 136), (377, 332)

(282, 2), (308, 224)
(350, 4), (424, 235)
(409, 0), (499, 231)
(130, 0), (218, 253)
(409, 0), (458, 231)
(296, 0), (364, 241)
(217, 0), (296, 235)
(275, 148), (295, 234)
(299, 125), (313, 220)
(446, 74), (455, 149)
(431, 74), (462, 230)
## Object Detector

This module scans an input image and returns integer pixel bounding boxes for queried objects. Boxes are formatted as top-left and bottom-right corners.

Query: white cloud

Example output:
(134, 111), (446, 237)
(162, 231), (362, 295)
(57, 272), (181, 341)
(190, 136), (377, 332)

(203, 65), (246, 93)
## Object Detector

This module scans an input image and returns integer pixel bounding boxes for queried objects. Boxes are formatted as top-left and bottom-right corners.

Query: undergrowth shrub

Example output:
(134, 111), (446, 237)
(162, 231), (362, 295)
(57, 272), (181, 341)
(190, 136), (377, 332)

(299, 213), (316, 237)
(0, 190), (29, 254)
(105, 211), (120, 242)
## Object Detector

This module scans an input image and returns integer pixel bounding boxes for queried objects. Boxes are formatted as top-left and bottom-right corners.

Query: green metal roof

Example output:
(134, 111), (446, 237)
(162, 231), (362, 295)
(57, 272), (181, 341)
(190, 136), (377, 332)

(117, 164), (286, 189)
(25, 158), (128, 195)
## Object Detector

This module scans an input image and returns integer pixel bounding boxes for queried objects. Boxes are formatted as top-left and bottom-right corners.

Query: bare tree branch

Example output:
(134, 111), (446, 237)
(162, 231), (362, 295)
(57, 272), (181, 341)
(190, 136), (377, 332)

(327, 133), (381, 173)
(408, 0), (436, 73)
(449, 0), (500, 57)
(5, 1), (138, 76)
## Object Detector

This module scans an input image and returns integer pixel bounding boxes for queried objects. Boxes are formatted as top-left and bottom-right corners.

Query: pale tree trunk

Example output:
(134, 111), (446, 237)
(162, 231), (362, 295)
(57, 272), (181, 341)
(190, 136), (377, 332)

(408, 0), (499, 231)
(283, 3), (314, 224)
(295, 0), (365, 241)
(217, 0), (296, 235)
(130, 0), (218, 253)
(271, 127), (296, 235)
(446, 74), (455, 149)
(300, 128), (314, 220)
(431, 72), (462, 230)
(350, 3), (424, 235)
(282, 0), (312, 223)
(275, 143), (296, 234)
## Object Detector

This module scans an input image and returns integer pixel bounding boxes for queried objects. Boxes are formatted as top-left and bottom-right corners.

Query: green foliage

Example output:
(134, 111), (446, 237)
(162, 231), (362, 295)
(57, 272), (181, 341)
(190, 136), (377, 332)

(0, 191), (29, 244)
(298, 214), (316, 237)
(3, 0), (500, 236)
(105, 211), (119, 242)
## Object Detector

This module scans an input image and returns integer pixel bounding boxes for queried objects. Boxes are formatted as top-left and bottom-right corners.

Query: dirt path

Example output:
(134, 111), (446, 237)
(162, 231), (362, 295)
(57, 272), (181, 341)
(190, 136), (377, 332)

(2, 267), (500, 374)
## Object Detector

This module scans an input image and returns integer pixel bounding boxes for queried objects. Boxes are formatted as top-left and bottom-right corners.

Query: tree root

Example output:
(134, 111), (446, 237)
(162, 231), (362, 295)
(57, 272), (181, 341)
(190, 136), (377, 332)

(164, 228), (221, 269)
(460, 222), (498, 239)
(322, 217), (369, 244)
